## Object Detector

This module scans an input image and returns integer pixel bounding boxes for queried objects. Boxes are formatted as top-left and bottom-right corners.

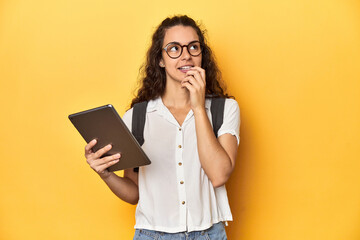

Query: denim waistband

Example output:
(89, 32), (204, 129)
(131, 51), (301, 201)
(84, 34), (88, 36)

(134, 222), (227, 240)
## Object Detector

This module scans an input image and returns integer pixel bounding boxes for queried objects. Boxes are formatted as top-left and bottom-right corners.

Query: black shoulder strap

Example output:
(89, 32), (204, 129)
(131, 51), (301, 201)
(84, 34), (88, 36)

(132, 101), (148, 146)
(210, 98), (226, 138)
(132, 101), (148, 173)
(131, 99), (224, 173)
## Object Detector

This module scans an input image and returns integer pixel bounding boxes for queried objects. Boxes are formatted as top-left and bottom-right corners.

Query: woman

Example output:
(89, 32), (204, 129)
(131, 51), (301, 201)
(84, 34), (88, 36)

(85, 15), (240, 239)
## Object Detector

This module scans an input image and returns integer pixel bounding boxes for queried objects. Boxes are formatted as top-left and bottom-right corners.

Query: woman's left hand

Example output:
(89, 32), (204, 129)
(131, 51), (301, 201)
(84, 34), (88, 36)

(181, 66), (206, 112)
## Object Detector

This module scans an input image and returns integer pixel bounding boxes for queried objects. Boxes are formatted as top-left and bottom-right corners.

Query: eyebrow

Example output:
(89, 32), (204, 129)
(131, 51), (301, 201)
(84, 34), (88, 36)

(164, 40), (200, 46)
(165, 41), (180, 46)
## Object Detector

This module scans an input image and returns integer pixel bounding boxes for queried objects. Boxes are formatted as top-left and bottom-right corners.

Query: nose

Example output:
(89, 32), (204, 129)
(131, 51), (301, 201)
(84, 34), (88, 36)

(180, 46), (191, 60)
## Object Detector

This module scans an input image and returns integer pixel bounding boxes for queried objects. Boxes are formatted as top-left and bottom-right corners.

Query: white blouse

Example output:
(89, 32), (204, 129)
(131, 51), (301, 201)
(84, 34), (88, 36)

(122, 97), (240, 233)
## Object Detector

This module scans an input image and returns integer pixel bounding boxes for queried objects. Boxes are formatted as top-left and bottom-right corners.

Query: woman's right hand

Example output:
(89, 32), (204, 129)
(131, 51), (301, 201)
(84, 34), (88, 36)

(85, 139), (121, 179)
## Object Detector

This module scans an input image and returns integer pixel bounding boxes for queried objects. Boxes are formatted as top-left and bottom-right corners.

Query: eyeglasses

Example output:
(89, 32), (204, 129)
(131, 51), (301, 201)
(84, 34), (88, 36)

(163, 41), (203, 59)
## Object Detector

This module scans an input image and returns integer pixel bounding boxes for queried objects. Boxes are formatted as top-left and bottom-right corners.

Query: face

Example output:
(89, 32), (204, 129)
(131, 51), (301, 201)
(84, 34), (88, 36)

(159, 25), (202, 84)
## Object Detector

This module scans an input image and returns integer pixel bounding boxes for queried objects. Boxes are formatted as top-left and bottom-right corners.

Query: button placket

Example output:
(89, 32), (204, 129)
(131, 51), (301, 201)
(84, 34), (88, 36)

(175, 125), (187, 226)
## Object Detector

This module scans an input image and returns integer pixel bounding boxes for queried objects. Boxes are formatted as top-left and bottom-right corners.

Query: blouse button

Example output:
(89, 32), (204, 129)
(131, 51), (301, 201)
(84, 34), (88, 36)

(178, 145), (182, 148)
(182, 201), (186, 205)
(178, 162), (182, 166)
(180, 181), (184, 184)
(179, 128), (182, 131)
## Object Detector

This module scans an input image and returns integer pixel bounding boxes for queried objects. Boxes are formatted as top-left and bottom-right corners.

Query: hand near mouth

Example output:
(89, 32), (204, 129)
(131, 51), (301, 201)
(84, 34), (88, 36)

(181, 66), (206, 113)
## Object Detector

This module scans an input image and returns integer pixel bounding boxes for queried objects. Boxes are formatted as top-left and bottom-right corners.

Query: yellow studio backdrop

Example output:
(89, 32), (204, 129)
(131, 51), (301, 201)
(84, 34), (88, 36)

(0, 0), (359, 239)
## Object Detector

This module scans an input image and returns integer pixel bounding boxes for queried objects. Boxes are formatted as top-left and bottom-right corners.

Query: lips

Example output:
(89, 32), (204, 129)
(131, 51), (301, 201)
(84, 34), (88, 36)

(178, 65), (193, 73)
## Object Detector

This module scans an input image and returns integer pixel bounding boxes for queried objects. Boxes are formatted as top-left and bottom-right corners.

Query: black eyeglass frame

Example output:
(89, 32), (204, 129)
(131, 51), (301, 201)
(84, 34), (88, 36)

(162, 40), (203, 59)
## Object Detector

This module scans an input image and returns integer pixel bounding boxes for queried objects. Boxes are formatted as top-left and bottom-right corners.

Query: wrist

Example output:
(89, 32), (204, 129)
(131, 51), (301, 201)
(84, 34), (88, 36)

(99, 170), (113, 180)
(193, 106), (206, 116)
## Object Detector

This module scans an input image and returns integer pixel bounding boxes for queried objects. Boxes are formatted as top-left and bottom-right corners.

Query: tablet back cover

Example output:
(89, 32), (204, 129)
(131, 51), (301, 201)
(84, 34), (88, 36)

(68, 104), (151, 172)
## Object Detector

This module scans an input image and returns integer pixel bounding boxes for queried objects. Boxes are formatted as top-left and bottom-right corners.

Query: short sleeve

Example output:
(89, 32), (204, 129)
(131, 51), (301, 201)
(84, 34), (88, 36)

(122, 108), (133, 132)
(217, 98), (241, 145)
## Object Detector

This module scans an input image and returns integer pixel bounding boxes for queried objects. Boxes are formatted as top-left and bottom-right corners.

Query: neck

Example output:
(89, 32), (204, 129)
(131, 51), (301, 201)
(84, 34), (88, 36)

(162, 80), (190, 109)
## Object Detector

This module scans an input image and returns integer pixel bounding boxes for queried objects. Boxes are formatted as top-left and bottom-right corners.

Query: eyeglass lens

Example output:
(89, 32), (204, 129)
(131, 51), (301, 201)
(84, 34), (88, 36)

(165, 41), (202, 58)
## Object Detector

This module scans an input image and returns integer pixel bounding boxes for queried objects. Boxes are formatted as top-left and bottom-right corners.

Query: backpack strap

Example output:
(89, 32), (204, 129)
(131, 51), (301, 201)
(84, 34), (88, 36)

(210, 98), (226, 138)
(131, 101), (148, 172)
(131, 98), (225, 173)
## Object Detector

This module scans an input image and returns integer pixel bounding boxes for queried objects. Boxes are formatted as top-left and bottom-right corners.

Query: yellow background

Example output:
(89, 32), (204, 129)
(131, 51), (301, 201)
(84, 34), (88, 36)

(1, 0), (360, 239)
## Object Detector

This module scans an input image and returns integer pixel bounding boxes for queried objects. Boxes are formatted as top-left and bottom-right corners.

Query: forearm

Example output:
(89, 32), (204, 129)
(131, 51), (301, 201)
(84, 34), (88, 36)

(194, 108), (234, 188)
(101, 172), (139, 205)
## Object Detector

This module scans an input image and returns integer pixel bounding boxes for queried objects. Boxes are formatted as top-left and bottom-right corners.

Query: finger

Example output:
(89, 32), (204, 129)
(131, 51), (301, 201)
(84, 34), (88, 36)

(181, 81), (196, 93)
(102, 153), (121, 163)
(90, 153), (121, 171)
(93, 144), (112, 159)
(186, 70), (205, 86)
(183, 76), (202, 90)
(92, 153), (121, 167)
(85, 139), (97, 157)
(93, 159), (120, 174)
(186, 69), (201, 80)
(189, 67), (206, 83)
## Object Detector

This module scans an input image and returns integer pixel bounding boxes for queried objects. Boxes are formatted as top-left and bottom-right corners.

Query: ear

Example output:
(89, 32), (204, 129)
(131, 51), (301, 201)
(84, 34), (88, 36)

(159, 59), (165, 68)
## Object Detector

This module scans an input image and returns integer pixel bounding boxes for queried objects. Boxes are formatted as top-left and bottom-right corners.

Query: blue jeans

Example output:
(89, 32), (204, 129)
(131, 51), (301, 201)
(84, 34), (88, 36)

(133, 222), (227, 240)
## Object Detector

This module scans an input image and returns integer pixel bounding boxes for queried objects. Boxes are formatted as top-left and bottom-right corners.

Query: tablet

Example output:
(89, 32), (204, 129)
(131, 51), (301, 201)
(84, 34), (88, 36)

(68, 104), (151, 172)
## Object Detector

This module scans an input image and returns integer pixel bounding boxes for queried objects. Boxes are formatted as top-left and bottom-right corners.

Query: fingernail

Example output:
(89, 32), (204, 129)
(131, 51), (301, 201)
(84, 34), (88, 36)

(115, 153), (120, 157)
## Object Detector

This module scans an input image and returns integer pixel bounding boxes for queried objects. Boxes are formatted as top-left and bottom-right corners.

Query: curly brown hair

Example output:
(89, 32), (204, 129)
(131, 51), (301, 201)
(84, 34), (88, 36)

(131, 15), (231, 108)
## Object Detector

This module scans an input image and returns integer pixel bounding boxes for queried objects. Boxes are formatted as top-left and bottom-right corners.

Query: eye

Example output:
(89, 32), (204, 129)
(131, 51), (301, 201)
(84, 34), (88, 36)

(189, 44), (198, 50)
(168, 44), (180, 52)
(189, 42), (201, 52)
